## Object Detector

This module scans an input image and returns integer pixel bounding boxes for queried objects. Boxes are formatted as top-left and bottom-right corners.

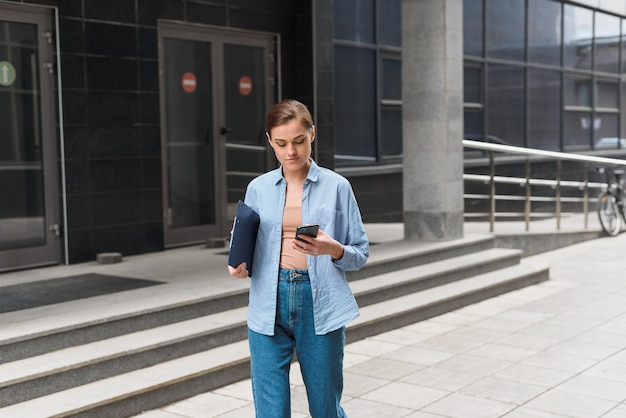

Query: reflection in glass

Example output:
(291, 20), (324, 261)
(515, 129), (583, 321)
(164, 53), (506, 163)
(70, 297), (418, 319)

(594, 12), (620, 73)
(464, 110), (484, 139)
(564, 76), (591, 107)
(593, 113), (619, 147)
(334, 45), (376, 160)
(333, 0), (374, 43)
(464, 66), (482, 103)
(564, 111), (592, 149)
(563, 5), (592, 69)
(382, 59), (401, 100)
(528, 69), (560, 150)
(487, 64), (525, 146)
(381, 107), (402, 157)
(164, 38), (215, 228)
(528, 0), (561, 66)
(596, 80), (618, 109)
(486, 0), (525, 61)
(379, 0), (401, 47)
(463, 0), (483, 56)
(0, 21), (45, 251)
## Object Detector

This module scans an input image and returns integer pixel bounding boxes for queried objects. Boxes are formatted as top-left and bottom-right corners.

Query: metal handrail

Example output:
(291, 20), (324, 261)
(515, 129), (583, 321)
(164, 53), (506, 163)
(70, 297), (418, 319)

(463, 140), (626, 232)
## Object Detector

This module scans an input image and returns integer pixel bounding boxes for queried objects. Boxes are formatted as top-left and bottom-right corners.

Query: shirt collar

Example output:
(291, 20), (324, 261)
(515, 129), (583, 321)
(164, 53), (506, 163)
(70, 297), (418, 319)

(271, 158), (320, 185)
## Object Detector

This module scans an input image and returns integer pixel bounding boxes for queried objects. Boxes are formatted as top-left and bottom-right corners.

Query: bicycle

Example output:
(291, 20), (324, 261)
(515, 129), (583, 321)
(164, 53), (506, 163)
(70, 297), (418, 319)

(597, 166), (626, 236)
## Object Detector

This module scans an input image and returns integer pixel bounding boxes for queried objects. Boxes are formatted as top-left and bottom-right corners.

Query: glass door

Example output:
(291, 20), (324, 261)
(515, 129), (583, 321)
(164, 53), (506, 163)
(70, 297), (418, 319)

(159, 23), (275, 247)
(0, 5), (59, 272)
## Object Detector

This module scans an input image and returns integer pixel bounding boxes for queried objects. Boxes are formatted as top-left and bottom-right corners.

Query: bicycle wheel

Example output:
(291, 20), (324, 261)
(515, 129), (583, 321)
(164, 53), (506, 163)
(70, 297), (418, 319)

(597, 192), (621, 236)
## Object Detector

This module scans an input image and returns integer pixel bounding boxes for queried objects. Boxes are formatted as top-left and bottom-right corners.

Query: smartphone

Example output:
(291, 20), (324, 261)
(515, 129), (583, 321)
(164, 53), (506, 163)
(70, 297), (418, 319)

(295, 224), (319, 241)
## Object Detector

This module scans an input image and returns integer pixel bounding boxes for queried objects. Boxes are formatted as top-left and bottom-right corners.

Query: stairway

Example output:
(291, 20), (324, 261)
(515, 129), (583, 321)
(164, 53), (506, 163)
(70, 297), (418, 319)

(0, 235), (548, 417)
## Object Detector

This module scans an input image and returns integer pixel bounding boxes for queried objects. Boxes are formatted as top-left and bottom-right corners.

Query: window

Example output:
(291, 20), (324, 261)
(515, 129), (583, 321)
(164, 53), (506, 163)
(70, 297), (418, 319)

(594, 12), (620, 73)
(563, 5), (592, 70)
(333, 0), (375, 43)
(333, 0), (402, 165)
(487, 64), (525, 147)
(528, 69), (560, 150)
(528, 0), (561, 66)
(463, 0), (483, 56)
(486, 0), (525, 61)
(334, 45), (376, 161)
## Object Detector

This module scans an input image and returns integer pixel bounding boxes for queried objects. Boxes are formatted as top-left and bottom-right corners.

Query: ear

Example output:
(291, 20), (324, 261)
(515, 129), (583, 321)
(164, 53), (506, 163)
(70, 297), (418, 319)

(266, 131), (272, 144)
(310, 125), (316, 143)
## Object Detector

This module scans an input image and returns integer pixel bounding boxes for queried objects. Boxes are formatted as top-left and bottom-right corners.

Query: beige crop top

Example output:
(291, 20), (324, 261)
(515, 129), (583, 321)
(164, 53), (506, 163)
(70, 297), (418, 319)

(280, 205), (307, 270)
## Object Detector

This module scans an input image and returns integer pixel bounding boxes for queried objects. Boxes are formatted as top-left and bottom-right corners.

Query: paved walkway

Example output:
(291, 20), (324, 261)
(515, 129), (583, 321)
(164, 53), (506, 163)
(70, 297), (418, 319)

(134, 229), (626, 418)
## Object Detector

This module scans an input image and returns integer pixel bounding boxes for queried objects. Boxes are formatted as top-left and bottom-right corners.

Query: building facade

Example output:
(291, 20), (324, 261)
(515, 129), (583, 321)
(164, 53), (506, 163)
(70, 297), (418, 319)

(1, 0), (626, 272)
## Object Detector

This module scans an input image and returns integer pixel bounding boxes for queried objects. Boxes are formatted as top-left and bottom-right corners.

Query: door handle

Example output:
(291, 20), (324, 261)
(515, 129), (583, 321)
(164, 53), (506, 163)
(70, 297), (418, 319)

(220, 127), (233, 135)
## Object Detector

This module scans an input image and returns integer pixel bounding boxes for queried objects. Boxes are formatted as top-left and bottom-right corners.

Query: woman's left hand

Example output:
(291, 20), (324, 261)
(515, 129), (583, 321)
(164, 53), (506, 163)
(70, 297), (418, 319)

(291, 229), (344, 260)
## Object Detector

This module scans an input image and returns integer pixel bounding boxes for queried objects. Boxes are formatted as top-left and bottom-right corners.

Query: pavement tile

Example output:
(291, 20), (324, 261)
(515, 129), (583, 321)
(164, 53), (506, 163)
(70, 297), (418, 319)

(436, 353), (513, 376)
(344, 338), (405, 357)
(343, 398), (414, 418)
(342, 371), (391, 398)
(467, 342), (538, 363)
(422, 393), (515, 418)
(346, 357), (424, 381)
(493, 363), (573, 388)
(460, 376), (547, 405)
(602, 404), (626, 418)
(502, 406), (571, 417)
(161, 392), (248, 418)
(368, 328), (433, 346)
(520, 350), (599, 374)
(360, 382), (449, 410)
(381, 345), (457, 367)
(401, 319), (460, 335)
(412, 334), (486, 354)
(442, 324), (512, 343)
(556, 374), (626, 403)
(583, 360), (626, 383)
(574, 329), (626, 348)
(496, 308), (554, 324)
(495, 333), (561, 351)
(523, 389), (617, 418)
(400, 366), (483, 392)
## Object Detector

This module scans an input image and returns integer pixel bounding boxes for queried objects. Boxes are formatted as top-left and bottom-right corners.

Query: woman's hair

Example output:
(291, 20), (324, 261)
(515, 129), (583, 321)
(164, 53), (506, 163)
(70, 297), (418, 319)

(265, 99), (314, 138)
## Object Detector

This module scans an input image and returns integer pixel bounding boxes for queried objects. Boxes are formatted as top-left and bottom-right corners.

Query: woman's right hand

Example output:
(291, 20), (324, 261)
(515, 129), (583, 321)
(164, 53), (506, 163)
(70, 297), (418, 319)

(228, 262), (249, 279)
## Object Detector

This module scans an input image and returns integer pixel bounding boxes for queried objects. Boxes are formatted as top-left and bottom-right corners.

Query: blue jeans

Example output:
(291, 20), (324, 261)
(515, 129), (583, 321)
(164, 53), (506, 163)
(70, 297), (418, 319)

(248, 268), (347, 418)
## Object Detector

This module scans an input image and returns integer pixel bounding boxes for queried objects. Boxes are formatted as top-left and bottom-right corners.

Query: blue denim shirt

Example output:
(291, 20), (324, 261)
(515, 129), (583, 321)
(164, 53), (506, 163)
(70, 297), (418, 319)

(244, 160), (369, 336)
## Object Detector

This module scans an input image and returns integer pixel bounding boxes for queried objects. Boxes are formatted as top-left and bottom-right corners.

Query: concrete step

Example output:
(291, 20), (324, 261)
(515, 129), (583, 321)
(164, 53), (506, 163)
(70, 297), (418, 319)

(352, 248), (521, 306)
(348, 262), (550, 343)
(0, 261), (548, 417)
(0, 340), (251, 418)
(0, 308), (248, 407)
(0, 236), (494, 365)
(0, 247), (511, 407)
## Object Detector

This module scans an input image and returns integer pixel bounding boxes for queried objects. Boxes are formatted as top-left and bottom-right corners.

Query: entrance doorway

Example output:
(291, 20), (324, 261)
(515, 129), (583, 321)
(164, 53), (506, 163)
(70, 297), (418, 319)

(158, 22), (276, 247)
(0, 4), (60, 272)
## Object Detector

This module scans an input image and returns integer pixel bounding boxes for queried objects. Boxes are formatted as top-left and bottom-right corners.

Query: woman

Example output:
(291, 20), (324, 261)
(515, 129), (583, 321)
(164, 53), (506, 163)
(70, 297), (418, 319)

(228, 99), (369, 418)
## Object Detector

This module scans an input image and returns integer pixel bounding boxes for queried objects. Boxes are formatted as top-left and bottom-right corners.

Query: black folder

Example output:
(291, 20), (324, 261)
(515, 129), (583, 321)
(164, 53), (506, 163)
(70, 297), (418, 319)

(228, 200), (260, 275)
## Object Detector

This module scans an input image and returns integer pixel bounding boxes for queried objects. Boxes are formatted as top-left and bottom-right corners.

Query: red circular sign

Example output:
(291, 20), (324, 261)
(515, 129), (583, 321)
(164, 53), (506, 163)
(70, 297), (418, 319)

(239, 76), (252, 96)
(181, 72), (197, 93)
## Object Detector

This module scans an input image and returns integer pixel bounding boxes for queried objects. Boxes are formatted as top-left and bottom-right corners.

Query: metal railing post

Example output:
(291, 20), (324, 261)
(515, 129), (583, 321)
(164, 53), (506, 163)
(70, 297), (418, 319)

(489, 151), (495, 233)
(524, 157), (530, 231)
(583, 163), (589, 229)
(556, 159), (561, 230)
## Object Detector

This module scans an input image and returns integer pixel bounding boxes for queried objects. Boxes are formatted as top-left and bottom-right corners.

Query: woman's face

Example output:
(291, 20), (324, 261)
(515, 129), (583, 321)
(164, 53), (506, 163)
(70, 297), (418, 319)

(268, 118), (315, 176)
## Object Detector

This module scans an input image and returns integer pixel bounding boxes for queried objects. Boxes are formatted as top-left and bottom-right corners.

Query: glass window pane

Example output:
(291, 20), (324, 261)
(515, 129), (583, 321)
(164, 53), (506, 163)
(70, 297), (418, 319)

(564, 76), (591, 107)
(463, 0), (483, 56)
(564, 111), (592, 149)
(464, 110), (484, 140)
(379, 0), (401, 46)
(528, 69), (561, 150)
(594, 12), (620, 73)
(622, 19), (626, 73)
(464, 66), (482, 103)
(528, 0), (562, 66)
(487, 64), (525, 146)
(486, 0), (525, 61)
(382, 58), (401, 100)
(593, 113), (619, 147)
(563, 5), (592, 70)
(381, 107), (402, 157)
(334, 45), (376, 159)
(333, 0), (374, 43)
(164, 38), (215, 227)
(596, 80), (618, 108)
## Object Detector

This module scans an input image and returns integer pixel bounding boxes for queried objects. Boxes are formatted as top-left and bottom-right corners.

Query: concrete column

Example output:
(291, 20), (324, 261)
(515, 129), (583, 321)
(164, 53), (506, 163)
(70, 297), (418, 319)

(402, 0), (464, 241)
